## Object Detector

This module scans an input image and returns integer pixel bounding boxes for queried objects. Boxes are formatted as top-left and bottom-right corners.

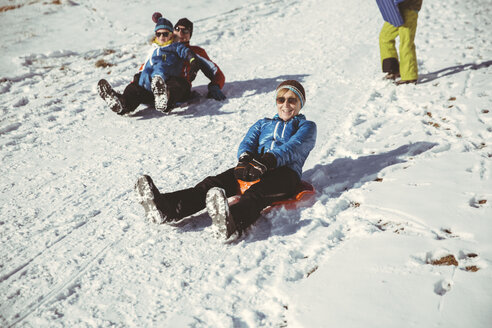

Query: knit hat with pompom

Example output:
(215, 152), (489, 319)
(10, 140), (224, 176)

(152, 12), (173, 32)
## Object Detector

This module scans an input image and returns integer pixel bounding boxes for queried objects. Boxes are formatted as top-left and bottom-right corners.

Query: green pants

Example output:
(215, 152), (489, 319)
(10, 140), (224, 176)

(379, 9), (419, 81)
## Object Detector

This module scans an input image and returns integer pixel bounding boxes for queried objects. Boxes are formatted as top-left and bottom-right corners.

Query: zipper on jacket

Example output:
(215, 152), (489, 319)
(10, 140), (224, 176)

(271, 121), (281, 150)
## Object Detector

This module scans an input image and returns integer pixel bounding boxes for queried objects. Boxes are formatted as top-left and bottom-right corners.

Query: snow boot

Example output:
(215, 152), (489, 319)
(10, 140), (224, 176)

(151, 76), (169, 113)
(206, 187), (238, 239)
(395, 79), (417, 85)
(97, 79), (126, 114)
(135, 175), (166, 224)
(384, 73), (400, 80)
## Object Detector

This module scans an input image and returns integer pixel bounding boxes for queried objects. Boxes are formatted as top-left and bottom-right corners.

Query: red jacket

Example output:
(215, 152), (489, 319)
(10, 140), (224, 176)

(183, 43), (225, 89)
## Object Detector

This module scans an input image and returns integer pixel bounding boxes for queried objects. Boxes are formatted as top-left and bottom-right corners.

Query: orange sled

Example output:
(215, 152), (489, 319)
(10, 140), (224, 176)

(231, 179), (316, 211)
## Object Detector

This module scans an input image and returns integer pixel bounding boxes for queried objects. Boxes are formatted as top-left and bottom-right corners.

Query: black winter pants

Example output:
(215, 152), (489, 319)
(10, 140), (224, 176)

(156, 166), (300, 231)
(122, 73), (191, 112)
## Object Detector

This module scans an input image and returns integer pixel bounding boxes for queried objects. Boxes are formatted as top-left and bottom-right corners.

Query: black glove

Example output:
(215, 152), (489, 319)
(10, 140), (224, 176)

(207, 83), (226, 101)
(189, 57), (200, 82)
(234, 152), (253, 180)
(234, 152), (277, 182)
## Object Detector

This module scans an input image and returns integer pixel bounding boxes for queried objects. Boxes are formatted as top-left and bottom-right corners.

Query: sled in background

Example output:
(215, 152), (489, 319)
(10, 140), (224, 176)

(376, 0), (405, 27)
(231, 179), (316, 212)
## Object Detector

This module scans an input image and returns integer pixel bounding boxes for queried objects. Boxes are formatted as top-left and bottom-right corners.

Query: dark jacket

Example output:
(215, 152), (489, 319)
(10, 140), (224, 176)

(399, 0), (423, 12)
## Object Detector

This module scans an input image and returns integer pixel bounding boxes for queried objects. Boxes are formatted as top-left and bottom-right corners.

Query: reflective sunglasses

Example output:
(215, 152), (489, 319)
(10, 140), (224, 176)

(155, 31), (170, 37)
(174, 26), (190, 34)
(276, 97), (298, 105)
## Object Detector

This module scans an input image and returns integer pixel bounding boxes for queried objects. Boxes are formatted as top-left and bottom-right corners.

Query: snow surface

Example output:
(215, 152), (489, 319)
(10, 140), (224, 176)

(1, 0), (491, 327)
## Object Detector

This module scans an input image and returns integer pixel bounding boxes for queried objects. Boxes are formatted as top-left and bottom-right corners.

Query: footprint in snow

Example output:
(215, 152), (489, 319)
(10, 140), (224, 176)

(469, 197), (487, 208)
(0, 122), (22, 136)
(14, 97), (29, 107)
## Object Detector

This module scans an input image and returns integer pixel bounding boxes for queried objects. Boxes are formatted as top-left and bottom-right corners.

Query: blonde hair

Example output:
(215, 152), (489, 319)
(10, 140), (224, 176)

(276, 88), (290, 97)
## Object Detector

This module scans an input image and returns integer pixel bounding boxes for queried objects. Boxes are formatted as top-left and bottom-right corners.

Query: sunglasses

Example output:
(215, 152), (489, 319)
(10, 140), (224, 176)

(174, 27), (190, 34)
(155, 31), (170, 37)
(276, 97), (298, 105)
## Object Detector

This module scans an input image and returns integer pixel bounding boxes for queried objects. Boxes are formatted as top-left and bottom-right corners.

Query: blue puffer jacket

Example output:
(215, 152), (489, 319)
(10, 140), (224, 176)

(237, 114), (317, 178)
(138, 42), (194, 91)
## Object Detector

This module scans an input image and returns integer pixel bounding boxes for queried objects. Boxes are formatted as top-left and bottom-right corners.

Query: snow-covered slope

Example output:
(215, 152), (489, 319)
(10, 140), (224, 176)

(1, 0), (491, 327)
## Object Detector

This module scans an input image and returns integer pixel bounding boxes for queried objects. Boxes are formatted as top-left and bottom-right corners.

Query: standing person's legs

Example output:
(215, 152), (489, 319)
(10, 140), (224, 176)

(230, 166), (300, 232)
(379, 22), (400, 76)
(398, 9), (419, 81)
(156, 168), (239, 220)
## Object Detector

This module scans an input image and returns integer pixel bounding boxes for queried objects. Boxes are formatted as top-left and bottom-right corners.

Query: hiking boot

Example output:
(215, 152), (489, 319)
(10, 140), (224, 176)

(135, 175), (167, 224)
(151, 76), (169, 113)
(206, 187), (238, 239)
(384, 73), (400, 80)
(395, 79), (417, 85)
(97, 79), (126, 114)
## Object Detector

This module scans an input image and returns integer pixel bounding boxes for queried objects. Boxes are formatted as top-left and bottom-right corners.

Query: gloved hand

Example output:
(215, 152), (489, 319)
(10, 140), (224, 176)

(207, 83), (226, 101)
(234, 152), (253, 181)
(189, 57), (200, 82)
(234, 152), (276, 182)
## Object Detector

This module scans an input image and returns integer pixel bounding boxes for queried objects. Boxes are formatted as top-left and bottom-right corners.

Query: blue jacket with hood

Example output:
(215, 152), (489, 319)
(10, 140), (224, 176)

(237, 114), (317, 178)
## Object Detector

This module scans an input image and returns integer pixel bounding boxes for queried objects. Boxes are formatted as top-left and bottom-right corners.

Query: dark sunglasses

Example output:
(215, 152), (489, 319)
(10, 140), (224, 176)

(174, 27), (190, 34)
(155, 31), (170, 37)
(276, 97), (298, 105)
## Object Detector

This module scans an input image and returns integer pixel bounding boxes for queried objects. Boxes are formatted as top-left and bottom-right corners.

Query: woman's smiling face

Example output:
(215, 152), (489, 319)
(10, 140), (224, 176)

(276, 89), (301, 121)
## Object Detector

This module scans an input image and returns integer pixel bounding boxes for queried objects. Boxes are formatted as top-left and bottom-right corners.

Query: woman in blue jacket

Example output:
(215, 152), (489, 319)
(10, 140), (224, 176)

(135, 80), (317, 239)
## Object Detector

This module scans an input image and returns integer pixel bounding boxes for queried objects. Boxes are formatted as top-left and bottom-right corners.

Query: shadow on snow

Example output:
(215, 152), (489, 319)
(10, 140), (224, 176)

(246, 141), (438, 242)
(130, 74), (309, 120)
(418, 60), (492, 84)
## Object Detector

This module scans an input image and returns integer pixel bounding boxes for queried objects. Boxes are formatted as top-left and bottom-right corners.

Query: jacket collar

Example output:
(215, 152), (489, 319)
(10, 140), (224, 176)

(273, 113), (306, 122)
(153, 39), (173, 47)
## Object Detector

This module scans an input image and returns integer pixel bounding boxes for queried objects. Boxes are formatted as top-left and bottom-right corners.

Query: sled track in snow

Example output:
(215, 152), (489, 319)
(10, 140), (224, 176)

(0, 221), (87, 284)
(5, 240), (117, 328)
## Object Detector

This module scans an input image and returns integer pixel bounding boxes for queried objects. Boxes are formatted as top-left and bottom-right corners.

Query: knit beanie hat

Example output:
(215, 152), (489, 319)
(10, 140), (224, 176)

(153, 13), (173, 32)
(174, 18), (194, 37)
(276, 80), (306, 108)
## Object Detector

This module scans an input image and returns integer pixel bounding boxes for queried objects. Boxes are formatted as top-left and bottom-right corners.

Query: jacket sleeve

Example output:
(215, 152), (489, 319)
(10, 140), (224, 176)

(269, 120), (317, 168)
(191, 46), (226, 89)
(237, 120), (263, 159)
(175, 43), (195, 61)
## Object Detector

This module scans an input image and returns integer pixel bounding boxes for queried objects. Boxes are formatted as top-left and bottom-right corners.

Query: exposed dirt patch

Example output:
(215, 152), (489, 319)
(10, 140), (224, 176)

(430, 254), (458, 266)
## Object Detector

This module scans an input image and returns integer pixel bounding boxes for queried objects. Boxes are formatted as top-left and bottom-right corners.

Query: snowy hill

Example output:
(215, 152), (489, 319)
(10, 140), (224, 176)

(1, 0), (491, 327)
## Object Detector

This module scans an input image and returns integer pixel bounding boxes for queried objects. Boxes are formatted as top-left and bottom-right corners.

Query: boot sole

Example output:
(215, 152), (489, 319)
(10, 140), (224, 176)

(97, 79), (124, 114)
(206, 187), (230, 239)
(151, 76), (168, 113)
(135, 176), (165, 224)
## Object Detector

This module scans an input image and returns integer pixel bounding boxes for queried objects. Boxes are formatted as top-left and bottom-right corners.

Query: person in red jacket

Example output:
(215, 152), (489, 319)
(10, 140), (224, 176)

(97, 15), (199, 115)
(172, 17), (226, 100)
